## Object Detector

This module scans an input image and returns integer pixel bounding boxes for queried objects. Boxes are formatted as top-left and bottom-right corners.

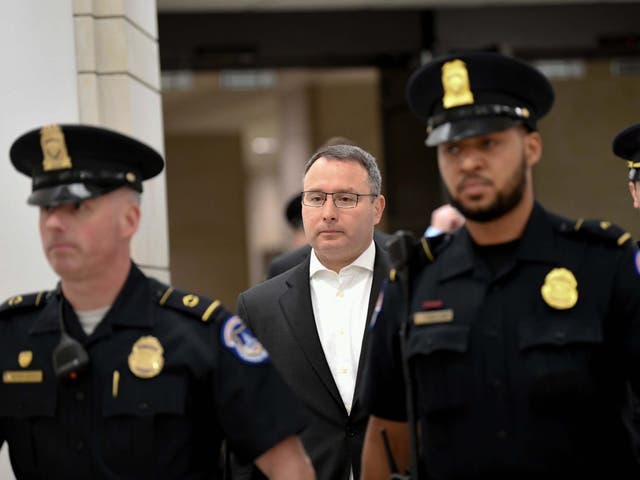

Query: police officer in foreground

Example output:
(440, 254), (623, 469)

(360, 52), (640, 479)
(0, 124), (315, 479)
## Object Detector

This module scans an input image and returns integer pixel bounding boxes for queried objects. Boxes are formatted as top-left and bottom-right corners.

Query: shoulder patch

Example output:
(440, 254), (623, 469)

(156, 284), (228, 323)
(565, 218), (633, 248)
(0, 291), (49, 318)
(222, 315), (269, 364)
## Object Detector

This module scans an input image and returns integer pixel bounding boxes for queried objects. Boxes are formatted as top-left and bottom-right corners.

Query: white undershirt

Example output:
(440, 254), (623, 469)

(76, 305), (110, 335)
(309, 240), (375, 415)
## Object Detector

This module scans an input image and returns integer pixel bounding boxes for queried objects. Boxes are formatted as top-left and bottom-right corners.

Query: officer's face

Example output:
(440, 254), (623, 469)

(39, 188), (140, 281)
(437, 127), (541, 222)
(302, 157), (385, 272)
(628, 181), (640, 210)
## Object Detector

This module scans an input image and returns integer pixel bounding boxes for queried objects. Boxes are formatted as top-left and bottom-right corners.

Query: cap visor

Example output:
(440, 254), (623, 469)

(426, 117), (523, 147)
(27, 183), (115, 207)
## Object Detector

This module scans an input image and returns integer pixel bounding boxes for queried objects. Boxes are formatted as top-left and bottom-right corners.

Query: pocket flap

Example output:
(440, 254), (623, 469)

(103, 372), (186, 417)
(407, 324), (470, 357)
(0, 381), (57, 418)
(518, 312), (602, 350)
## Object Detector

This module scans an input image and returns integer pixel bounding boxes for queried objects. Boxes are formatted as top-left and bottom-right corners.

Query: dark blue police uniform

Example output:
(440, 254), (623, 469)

(365, 204), (640, 478)
(0, 265), (306, 479)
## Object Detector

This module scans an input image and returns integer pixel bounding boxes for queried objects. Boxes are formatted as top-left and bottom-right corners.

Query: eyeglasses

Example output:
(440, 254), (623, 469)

(301, 191), (378, 209)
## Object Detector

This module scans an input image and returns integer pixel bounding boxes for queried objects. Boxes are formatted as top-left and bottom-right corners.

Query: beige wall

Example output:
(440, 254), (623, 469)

(535, 59), (640, 237)
(165, 133), (248, 306)
(309, 79), (383, 158)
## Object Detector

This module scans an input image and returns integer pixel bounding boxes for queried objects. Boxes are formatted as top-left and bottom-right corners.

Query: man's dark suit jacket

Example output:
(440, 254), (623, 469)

(266, 230), (391, 279)
(237, 241), (389, 480)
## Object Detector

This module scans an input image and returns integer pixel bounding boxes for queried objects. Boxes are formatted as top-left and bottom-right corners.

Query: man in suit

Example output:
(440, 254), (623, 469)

(237, 144), (387, 480)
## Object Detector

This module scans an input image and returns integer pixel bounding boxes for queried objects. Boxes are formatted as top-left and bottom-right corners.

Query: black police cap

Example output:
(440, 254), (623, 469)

(10, 124), (164, 206)
(285, 193), (303, 229)
(407, 51), (554, 146)
(612, 123), (640, 182)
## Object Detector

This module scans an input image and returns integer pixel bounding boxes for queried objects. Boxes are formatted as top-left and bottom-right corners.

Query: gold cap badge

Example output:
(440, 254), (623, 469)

(442, 59), (474, 109)
(541, 267), (578, 310)
(18, 351), (33, 368)
(128, 336), (164, 379)
(40, 125), (72, 171)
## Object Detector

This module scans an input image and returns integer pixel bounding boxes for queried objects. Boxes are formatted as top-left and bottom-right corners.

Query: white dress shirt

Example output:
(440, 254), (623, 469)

(309, 240), (375, 415)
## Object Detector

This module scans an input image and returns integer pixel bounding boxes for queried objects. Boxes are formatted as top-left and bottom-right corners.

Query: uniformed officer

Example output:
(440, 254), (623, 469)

(0, 124), (315, 479)
(360, 52), (640, 479)
(613, 123), (640, 211)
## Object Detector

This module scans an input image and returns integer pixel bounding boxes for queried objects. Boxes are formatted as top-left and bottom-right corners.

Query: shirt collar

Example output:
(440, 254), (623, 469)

(29, 262), (154, 336)
(309, 240), (376, 278)
(438, 202), (561, 282)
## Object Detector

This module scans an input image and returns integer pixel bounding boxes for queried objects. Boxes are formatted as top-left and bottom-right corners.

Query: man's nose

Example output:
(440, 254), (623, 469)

(321, 195), (338, 220)
(459, 149), (483, 171)
(43, 207), (67, 230)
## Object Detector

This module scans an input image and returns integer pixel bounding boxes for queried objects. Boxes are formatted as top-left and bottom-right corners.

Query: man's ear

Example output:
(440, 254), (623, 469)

(628, 181), (640, 209)
(524, 130), (542, 167)
(373, 194), (386, 225)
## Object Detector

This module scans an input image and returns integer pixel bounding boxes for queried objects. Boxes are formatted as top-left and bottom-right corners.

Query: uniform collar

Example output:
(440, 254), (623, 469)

(29, 262), (154, 335)
(438, 202), (560, 282)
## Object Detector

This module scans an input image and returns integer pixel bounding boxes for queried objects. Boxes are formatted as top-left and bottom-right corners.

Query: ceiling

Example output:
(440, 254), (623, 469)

(157, 0), (635, 12)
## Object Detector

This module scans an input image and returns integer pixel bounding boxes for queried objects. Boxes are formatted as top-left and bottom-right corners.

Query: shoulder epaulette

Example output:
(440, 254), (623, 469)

(155, 283), (227, 323)
(561, 217), (633, 248)
(0, 291), (49, 318)
(388, 232), (452, 282)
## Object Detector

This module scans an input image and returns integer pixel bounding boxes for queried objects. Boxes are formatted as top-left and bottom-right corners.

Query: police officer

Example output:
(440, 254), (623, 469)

(0, 124), (315, 479)
(613, 123), (640, 212)
(361, 52), (640, 479)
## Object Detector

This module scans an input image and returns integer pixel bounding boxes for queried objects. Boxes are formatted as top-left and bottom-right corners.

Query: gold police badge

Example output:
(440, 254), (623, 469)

(541, 267), (578, 310)
(128, 336), (164, 379)
(40, 125), (72, 171)
(441, 59), (475, 109)
(18, 351), (33, 368)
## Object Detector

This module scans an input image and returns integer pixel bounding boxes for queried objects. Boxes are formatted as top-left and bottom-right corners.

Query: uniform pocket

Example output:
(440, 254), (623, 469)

(0, 378), (57, 472)
(406, 324), (471, 415)
(518, 311), (603, 411)
(101, 372), (187, 477)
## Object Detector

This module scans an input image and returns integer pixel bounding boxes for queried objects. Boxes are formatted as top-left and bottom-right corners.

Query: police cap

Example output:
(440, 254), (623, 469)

(407, 51), (554, 146)
(612, 123), (640, 182)
(285, 193), (303, 229)
(10, 124), (164, 206)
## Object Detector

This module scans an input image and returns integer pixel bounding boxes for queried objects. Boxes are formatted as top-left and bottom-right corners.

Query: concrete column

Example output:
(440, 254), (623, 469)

(73, 0), (169, 282)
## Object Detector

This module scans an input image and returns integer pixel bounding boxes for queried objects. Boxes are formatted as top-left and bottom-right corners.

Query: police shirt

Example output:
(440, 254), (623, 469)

(363, 203), (640, 479)
(0, 263), (307, 480)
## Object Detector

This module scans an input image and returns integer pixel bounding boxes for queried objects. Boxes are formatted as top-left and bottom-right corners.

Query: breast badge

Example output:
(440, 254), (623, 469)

(128, 336), (164, 379)
(18, 351), (33, 368)
(541, 267), (578, 310)
(222, 315), (269, 364)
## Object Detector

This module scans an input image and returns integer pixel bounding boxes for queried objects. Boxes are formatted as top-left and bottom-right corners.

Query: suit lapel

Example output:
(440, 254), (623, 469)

(352, 246), (389, 415)
(279, 260), (345, 409)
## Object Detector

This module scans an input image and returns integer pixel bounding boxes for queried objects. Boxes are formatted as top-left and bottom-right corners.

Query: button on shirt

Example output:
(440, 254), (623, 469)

(310, 241), (375, 414)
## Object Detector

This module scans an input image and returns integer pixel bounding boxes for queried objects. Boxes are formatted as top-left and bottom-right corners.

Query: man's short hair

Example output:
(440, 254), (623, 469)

(304, 144), (382, 196)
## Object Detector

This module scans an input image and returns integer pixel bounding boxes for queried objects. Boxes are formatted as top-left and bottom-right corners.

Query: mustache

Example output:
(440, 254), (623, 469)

(456, 175), (493, 193)
(45, 237), (77, 250)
